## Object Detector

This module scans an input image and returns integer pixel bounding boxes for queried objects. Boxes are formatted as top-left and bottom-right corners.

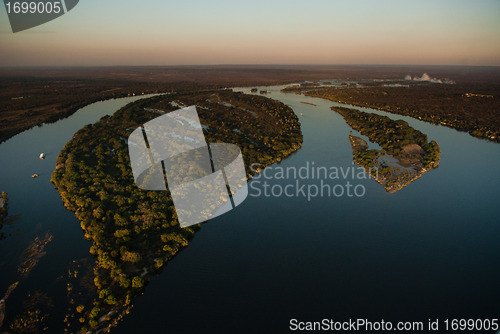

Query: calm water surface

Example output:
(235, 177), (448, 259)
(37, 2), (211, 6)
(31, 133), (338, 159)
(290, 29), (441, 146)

(117, 86), (500, 333)
(0, 95), (158, 330)
(0, 88), (498, 333)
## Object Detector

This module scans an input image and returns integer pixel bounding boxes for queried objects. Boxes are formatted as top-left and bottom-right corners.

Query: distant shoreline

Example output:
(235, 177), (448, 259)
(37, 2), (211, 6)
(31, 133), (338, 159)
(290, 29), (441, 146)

(2, 65), (499, 144)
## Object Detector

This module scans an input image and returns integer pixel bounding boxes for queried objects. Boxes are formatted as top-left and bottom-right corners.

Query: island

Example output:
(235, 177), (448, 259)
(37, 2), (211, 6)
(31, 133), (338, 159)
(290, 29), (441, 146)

(332, 106), (441, 193)
(282, 78), (500, 143)
(300, 102), (317, 106)
(50, 89), (303, 333)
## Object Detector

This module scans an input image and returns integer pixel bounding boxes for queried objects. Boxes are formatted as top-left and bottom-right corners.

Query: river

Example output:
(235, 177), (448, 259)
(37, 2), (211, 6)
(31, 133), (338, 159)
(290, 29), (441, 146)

(0, 87), (499, 333)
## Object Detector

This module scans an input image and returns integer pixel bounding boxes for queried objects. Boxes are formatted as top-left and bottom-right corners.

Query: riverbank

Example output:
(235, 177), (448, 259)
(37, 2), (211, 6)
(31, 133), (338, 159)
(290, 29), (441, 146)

(0, 65), (368, 144)
(281, 78), (500, 143)
(50, 90), (303, 332)
(334, 105), (441, 193)
(1, 82), (499, 334)
(349, 135), (433, 193)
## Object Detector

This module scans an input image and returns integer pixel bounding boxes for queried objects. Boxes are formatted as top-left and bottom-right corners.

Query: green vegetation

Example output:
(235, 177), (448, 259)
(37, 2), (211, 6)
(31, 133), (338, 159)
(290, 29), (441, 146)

(333, 106), (441, 193)
(334, 106), (441, 169)
(0, 78), (182, 144)
(51, 90), (303, 332)
(283, 81), (500, 143)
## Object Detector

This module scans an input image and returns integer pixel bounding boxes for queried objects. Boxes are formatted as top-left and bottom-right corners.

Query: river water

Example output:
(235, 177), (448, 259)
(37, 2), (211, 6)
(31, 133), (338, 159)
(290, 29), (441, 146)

(0, 87), (499, 333)
(0, 95), (157, 330)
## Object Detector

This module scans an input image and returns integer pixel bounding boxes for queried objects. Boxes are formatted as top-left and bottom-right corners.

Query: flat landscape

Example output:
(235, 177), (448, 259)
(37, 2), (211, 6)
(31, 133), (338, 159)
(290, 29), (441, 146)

(0, 64), (499, 333)
(2, 65), (499, 143)
(2, 0), (500, 332)
(282, 69), (500, 142)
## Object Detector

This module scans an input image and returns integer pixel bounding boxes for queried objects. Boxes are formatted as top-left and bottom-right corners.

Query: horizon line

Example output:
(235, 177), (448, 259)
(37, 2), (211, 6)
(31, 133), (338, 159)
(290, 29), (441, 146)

(1, 63), (500, 69)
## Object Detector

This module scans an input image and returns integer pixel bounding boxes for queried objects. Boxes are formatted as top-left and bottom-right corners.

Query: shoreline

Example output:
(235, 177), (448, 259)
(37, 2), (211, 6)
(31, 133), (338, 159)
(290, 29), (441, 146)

(303, 91), (500, 144)
(50, 90), (304, 332)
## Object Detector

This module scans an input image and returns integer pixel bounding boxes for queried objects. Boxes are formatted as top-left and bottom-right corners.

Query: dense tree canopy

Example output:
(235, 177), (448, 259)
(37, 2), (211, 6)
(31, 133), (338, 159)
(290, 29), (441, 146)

(333, 106), (441, 193)
(51, 90), (303, 332)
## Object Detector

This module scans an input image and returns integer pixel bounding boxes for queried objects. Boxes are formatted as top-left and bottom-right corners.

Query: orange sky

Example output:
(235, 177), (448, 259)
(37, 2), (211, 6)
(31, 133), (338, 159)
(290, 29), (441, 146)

(1, 0), (499, 66)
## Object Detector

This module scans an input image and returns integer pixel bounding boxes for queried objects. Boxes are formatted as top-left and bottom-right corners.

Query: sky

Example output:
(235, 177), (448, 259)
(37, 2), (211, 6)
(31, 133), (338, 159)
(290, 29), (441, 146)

(1, 0), (499, 66)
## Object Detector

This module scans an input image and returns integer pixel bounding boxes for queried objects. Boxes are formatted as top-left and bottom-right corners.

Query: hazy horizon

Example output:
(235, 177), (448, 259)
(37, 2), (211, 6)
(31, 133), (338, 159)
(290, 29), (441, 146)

(1, 0), (499, 67)
(1, 64), (500, 69)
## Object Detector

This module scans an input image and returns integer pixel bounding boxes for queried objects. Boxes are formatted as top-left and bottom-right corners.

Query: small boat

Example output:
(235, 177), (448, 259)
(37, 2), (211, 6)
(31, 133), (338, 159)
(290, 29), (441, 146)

(300, 113), (303, 116)
(32, 174), (38, 178)
(40, 153), (45, 159)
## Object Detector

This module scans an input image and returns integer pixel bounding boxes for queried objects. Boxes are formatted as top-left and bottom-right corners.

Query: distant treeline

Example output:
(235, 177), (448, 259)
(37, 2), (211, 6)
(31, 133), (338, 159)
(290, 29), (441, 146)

(0, 78), (208, 143)
(306, 84), (500, 143)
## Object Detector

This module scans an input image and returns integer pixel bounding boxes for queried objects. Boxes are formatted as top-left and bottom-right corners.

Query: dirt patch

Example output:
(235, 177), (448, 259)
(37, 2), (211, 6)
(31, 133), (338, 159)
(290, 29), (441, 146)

(402, 143), (425, 155)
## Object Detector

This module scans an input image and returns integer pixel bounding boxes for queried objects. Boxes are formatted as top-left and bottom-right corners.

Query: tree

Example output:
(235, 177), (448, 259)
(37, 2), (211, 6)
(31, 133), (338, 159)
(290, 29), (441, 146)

(121, 251), (141, 263)
(131, 276), (144, 289)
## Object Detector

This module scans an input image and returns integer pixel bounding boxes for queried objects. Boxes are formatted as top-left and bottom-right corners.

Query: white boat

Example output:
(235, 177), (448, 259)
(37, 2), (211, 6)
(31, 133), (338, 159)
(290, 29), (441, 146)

(39, 153), (45, 159)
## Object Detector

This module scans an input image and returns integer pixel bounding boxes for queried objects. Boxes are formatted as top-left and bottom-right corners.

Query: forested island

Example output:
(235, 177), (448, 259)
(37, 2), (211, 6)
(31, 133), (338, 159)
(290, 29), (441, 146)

(50, 90), (303, 332)
(0, 65), (345, 144)
(282, 79), (500, 143)
(332, 106), (441, 193)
